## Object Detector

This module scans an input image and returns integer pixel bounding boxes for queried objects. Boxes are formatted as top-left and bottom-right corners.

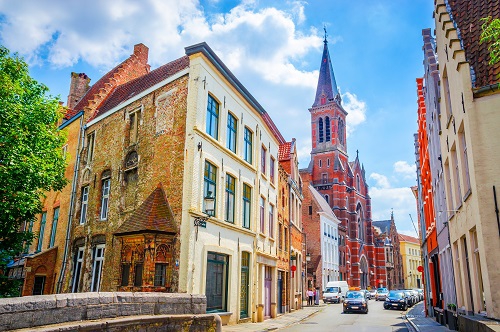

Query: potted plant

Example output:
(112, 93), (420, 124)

(446, 304), (458, 330)
(447, 303), (457, 311)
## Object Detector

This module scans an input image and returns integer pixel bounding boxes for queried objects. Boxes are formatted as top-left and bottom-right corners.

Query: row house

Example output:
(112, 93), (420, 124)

(278, 139), (304, 310)
(22, 41), (306, 327)
(373, 214), (402, 290)
(398, 234), (422, 289)
(414, 0), (500, 326)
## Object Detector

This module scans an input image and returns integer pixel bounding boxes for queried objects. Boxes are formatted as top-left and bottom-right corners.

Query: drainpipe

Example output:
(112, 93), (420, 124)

(56, 114), (85, 293)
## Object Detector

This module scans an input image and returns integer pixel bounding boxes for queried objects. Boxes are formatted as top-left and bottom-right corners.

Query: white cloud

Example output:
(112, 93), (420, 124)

(343, 92), (367, 137)
(394, 160), (416, 179)
(369, 173), (391, 189)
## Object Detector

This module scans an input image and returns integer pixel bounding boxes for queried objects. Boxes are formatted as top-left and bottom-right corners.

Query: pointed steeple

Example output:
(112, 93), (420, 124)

(312, 30), (340, 107)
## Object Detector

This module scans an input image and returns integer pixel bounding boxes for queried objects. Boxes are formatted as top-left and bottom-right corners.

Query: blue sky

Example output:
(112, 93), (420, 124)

(0, 0), (434, 237)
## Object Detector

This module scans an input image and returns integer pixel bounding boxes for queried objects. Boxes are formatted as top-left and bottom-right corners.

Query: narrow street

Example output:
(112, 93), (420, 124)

(281, 299), (410, 332)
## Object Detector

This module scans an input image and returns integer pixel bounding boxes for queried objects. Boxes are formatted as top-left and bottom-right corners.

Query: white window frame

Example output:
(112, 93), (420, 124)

(71, 246), (85, 293)
(91, 244), (105, 292)
(100, 178), (111, 220)
(80, 186), (89, 224)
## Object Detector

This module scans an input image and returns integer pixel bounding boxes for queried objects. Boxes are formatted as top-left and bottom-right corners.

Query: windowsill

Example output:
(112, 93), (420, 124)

(463, 188), (471, 202)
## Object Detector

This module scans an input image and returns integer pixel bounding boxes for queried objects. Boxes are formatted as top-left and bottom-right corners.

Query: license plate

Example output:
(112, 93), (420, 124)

(351, 306), (359, 309)
(392, 304), (399, 306)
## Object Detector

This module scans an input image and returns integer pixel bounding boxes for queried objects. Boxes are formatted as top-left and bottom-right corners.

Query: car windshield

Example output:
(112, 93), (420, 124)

(346, 291), (363, 299)
(325, 287), (339, 293)
(377, 288), (388, 293)
(388, 291), (404, 298)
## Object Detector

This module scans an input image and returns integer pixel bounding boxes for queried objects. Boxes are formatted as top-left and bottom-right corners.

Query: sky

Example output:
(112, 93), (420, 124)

(0, 0), (434, 238)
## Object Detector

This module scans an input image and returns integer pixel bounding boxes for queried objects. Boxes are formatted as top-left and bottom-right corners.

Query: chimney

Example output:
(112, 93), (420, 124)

(133, 43), (149, 65)
(67, 72), (90, 110)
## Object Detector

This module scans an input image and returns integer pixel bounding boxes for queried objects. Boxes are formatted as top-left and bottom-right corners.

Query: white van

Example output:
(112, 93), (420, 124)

(323, 281), (349, 303)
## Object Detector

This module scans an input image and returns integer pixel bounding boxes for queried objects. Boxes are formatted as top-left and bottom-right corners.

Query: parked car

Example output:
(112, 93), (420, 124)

(384, 290), (408, 310)
(414, 289), (424, 302)
(375, 288), (389, 301)
(323, 281), (349, 303)
(343, 290), (369, 314)
(360, 289), (371, 300)
(369, 288), (378, 299)
(402, 290), (416, 307)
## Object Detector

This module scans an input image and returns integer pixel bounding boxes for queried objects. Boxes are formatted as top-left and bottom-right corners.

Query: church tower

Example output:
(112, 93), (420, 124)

(301, 31), (384, 289)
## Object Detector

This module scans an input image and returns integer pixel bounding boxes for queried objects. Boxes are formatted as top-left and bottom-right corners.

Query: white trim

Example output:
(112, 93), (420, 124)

(87, 68), (189, 128)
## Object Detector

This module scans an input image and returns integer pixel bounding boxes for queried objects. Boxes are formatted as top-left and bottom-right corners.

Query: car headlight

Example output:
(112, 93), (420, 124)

(399, 299), (405, 303)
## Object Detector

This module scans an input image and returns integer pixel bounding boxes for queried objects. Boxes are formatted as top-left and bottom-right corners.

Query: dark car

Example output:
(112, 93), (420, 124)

(402, 290), (415, 307)
(384, 290), (408, 310)
(343, 290), (369, 314)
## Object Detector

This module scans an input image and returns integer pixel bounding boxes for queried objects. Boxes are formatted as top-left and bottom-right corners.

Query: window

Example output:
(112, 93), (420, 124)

(269, 204), (274, 238)
(100, 172), (111, 220)
(80, 186), (89, 224)
(206, 95), (219, 139)
(91, 244), (105, 292)
(444, 161), (454, 212)
(121, 264), (130, 287)
(261, 146), (267, 174)
(443, 70), (453, 120)
(129, 109), (140, 144)
(154, 264), (168, 287)
(244, 127), (253, 164)
(86, 132), (95, 163)
(206, 252), (229, 312)
(37, 212), (47, 252)
(319, 159), (322, 168)
(338, 120), (345, 145)
(260, 196), (265, 233)
(204, 161), (217, 217)
(452, 147), (462, 208)
(284, 227), (289, 251)
(327, 158), (330, 167)
(459, 130), (471, 194)
(325, 195), (329, 204)
(49, 207), (59, 248)
(134, 263), (143, 287)
(356, 175), (361, 191)
(124, 151), (139, 183)
(319, 118), (324, 143)
(278, 223), (283, 249)
(227, 113), (237, 153)
(242, 184), (251, 229)
(240, 252), (250, 318)
(225, 174), (235, 223)
(71, 246), (84, 292)
(33, 276), (46, 295)
(325, 117), (331, 141)
(270, 157), (275, 183)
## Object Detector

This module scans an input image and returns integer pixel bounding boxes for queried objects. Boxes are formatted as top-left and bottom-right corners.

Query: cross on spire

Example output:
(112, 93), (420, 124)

(324, 25), (328, 44)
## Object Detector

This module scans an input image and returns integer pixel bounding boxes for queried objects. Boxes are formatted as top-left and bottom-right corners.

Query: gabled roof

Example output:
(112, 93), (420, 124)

(278, 141), (292, 161)
(92, 56), (189, 119)
(446, 0), (500, 88)
(372, 220), (391, 236)
(308, 184), (338, 223)
(398, 233), (419, 244)
(115, 183), (177, 236)
(185, 42), (286, 145)
(312, 39), (340, 107)
(333, 155), (344, 171)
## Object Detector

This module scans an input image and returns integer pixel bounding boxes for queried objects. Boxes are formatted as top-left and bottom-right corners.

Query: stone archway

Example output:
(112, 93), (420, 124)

(360, 256), (368, 289)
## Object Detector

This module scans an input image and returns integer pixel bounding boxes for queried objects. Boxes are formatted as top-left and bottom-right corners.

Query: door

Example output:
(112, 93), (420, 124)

(265, 267), (272, 318)
(277, 272), (283, 314)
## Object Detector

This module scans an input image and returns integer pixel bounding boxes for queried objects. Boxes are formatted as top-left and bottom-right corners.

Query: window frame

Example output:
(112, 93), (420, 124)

(37, 212), (47, 252)
(100, 176), (111, 220)
(269, 203), (274, 238)
(71, 246), (85, 293)
(244, 127), (253, 164)
(86, 132), (95, 164)
(226, 112), (237, 153)
(225, 174), (236, 223)
(80, 186), (89, 224)
(206, 94), (220, 140)
(270, 156), (275, 184)
(261, 145), (267, 175)
(242, 183), (251, 229)
(91, 244), (105, 292)
(260, 196), (265, 234)
(206, 252), (229, 313)
(204, 161), (217, 217)
(49, 207), (59, 248)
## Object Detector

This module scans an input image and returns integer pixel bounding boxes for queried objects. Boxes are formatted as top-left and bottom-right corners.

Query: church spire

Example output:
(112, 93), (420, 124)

(312, 29), (340, 107)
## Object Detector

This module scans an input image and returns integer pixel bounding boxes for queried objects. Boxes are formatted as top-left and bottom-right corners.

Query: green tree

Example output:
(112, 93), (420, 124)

(480, 16), (500, 65)
(0, 46), (67, 297)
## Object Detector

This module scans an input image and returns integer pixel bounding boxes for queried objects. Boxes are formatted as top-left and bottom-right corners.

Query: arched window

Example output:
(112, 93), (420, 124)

(324, 195), (329, 204)
(338, 119), (345, 145)
(319, 118), (324, 143)
(325, 117), (331, 141)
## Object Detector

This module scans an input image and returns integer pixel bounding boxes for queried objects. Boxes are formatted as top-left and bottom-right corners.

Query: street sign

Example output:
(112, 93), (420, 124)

(417, 265), (424, 272)
(194, 218), (207, 228)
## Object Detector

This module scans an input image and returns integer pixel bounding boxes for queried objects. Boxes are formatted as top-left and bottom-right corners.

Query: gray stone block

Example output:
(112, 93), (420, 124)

(115, 292), (135, 303)
(98, 292), (116, 304)
(139, 303), (155, 315)
(118, 303), (142, 316)
(52, 306), (86, 324)
(87, 304), (119, 320)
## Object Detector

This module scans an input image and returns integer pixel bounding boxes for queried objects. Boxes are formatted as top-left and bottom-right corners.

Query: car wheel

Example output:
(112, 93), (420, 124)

(365, 308), (369, 314)
(403, 304), (408, 311)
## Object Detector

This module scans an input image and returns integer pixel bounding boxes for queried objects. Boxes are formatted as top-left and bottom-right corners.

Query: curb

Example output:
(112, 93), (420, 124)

(404, 314), (420, 332)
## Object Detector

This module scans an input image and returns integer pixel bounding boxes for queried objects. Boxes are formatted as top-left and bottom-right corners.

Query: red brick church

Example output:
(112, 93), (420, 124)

(300, 35), (386, 289)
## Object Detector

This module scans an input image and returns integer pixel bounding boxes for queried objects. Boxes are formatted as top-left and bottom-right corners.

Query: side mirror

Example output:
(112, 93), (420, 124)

(339, 290), (341, 293)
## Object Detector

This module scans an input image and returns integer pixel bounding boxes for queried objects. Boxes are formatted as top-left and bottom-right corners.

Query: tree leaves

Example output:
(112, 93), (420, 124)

(0, 46), (68, 297)
(480, 16), (500, 65)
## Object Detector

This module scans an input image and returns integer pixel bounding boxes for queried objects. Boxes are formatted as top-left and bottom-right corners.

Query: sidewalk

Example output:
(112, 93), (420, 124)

(405, 302), (451, 332)
(222, 303), (325, 332)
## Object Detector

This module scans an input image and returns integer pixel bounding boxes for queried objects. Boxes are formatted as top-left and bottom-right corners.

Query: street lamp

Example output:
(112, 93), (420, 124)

(204, 191), (215, 216)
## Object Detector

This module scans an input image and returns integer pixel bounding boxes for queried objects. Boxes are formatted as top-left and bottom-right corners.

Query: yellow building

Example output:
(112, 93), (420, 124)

(398, 234), (421, 289)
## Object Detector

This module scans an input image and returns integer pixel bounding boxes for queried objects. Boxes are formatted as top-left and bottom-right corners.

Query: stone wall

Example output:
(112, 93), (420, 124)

(0, 292), (216, 331)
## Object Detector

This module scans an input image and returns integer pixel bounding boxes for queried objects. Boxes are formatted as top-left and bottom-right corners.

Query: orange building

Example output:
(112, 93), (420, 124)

(416, 77), (441, 309)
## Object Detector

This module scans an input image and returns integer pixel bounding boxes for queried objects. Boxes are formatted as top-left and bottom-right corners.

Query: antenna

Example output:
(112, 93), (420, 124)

(409, 214), (419, 237)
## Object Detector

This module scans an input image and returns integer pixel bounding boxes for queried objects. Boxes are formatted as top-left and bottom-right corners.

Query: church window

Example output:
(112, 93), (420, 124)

(338, 120), (345, 145)
(325, 117), (331, 141)
(319, 118), (324, 143)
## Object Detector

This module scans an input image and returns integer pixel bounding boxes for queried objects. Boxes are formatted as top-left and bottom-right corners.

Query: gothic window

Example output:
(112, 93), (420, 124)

(319, 118), (324, 143)
(325, 117), (331, 141)
(338, 120), (345, 145)
(356, 174), (361, 192)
